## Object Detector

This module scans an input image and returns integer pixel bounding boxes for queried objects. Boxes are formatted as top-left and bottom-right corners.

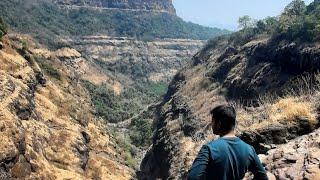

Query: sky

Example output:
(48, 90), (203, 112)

(173, 0), (314, 30)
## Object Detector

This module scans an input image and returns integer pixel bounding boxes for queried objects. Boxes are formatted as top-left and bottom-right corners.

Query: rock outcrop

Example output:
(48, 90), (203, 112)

(260, 128), (320, 180)
(140, 36), (320, 179)
(0, 36), (133, 179)
(53, 0), (176, 14)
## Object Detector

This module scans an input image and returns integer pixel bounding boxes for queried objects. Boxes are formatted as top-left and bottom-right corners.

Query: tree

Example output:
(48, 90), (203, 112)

(129, 118), (152, 147)
(238, 15), (254, 30)
(264, 16), (279, 33)
(256, 20), (267, 31)
(279, 0), (306, 31)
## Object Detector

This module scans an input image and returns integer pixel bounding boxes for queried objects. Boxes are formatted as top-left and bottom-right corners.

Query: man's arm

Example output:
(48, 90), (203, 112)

(248, 147), (268, 180)
(187, 145), (210, 180)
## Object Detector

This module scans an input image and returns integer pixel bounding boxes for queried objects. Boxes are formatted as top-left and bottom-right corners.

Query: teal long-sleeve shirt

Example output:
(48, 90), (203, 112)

(187, 137), (268, 180)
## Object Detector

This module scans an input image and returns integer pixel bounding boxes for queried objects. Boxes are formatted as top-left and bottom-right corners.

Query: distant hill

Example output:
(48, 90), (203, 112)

(0, 0), (229, 49)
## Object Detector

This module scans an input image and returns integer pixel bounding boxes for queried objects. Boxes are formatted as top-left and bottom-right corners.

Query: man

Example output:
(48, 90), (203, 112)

(187, 105), (268, 180)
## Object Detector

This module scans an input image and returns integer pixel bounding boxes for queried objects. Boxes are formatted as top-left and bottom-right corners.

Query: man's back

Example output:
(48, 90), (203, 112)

(187, 137), (268, 180)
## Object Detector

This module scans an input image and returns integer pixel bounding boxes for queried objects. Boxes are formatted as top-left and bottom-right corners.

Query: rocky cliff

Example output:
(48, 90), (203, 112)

(65, 36), (204, 83)
(0, 35), (133, 179)
(53, 0), (176, 14)
(140, 36), (320, 179)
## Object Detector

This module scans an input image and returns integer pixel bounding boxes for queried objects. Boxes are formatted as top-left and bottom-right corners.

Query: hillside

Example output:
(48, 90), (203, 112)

(140, 36), (320, 179)
(0, 0), (228, 49)
(140, 1), (320, 179)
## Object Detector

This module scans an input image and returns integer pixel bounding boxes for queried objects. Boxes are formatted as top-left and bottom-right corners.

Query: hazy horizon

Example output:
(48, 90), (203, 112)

(173, 0), (314, 30)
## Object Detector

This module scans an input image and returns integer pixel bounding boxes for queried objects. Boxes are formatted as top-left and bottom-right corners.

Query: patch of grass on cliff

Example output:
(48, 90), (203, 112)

(110, 127), (137, 168)
(84, 81), (131, 123)
(35, 56), (61, 80)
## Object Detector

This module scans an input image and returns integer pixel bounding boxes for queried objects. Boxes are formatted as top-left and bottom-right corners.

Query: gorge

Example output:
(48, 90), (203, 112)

(1, 0), (320, 179)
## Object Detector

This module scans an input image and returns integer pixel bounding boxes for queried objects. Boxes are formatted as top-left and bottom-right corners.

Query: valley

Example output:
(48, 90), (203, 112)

(1, 0), (320, 179)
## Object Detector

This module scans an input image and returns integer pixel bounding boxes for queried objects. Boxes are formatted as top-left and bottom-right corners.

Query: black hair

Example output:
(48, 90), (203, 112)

(210, 105), (236, 133)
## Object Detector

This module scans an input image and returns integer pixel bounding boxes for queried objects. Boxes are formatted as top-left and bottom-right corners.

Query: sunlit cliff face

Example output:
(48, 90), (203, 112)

(52, 0), (176, 14)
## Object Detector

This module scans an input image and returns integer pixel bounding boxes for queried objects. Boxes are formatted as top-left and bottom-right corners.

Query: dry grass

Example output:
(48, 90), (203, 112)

(267, 97), (317, 126)
(230, 102), (255, 131)
(232, 71), (320, 131)
(238, 97), (318, 131)
(284, 72), (320, 97)
(229, 95), (318, 132)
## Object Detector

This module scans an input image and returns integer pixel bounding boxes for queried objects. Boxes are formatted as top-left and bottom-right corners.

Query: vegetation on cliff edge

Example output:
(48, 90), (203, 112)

(212, 0), (320, 48)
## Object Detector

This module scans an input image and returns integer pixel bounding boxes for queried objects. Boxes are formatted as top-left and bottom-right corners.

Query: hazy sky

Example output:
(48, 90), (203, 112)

(173, 0), (314, 30)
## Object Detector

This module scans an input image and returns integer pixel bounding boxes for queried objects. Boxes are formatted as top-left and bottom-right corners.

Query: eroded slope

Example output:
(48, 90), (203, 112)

(0, 36), (133, 179)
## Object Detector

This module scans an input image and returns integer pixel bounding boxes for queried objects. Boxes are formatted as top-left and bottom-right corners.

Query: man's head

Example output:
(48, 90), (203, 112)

(210, 105), (236, 136)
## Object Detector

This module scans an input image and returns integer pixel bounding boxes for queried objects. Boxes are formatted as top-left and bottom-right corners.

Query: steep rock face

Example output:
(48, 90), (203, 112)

(53, 0), (176, 14)
(0, 36), (133, 179)
(140, 37), (320, 179)
(64, 36), (204, 83)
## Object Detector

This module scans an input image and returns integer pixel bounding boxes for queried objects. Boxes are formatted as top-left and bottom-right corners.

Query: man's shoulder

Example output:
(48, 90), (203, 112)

(205, 138), (228, 148)
(205, 137), (253, 150)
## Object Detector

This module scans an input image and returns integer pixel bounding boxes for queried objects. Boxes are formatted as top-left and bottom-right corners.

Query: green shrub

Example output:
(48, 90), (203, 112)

(84, 80), (167, 123)
(84, 81), (127, 123)
(110, 128), (137, 168)
(0, 17), (7, 39)
(21, 39), (29, 51)
(228, 27), (258, 46)
(129, 118), (153, 147)
(35, 57), (61, 80)
(124, 152), (136, 168)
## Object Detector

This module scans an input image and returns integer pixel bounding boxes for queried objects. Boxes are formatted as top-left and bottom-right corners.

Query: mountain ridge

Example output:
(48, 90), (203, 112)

(0, 0), (229, 49)
(52, 0), (176, 14)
